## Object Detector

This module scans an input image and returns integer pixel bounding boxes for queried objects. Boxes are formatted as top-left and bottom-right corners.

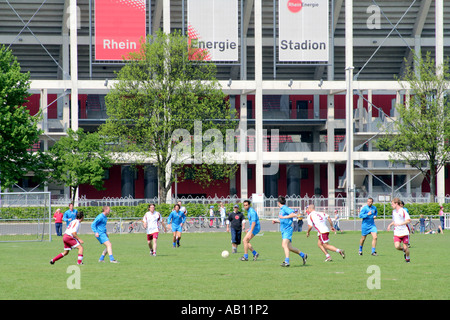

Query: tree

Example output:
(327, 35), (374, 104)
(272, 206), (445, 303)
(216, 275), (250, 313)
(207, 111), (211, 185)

(0, 45), (50, 191)
(377, 52), (450, 201)
(100, 31), (237, 203)
(48, 128), (112, 203)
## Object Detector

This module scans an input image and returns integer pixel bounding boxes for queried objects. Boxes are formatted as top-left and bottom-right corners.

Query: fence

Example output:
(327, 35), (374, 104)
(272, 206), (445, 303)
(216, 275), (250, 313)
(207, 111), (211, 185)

(0, 192), (52, 242)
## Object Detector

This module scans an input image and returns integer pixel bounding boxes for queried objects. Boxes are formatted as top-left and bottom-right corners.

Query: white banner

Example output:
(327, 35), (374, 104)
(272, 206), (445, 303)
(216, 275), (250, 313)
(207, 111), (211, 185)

(188, 0), (238, 61)
(279, 0), (329, 62)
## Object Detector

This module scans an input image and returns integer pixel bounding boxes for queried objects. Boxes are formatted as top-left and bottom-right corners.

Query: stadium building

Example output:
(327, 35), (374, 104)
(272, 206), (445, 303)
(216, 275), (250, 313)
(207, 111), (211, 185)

(2, 0), (450, 205)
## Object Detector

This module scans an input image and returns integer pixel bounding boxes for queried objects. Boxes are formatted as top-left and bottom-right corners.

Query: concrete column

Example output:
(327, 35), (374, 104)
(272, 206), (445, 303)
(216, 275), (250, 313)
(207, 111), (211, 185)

(254, 0), (263, 195)
(345, 0), (354, 215)
(436, 0), (445, 201)
(240, 94), (248, 199)
(121, 165), (135, 198)
(69, 0), (78, 131)
(144, 165), (158, 199)
(163, 0), (170, 33)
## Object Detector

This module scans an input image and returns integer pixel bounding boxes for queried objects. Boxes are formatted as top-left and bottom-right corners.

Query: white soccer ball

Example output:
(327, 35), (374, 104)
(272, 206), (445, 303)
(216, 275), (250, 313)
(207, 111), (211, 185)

(221, 250), (229, 258)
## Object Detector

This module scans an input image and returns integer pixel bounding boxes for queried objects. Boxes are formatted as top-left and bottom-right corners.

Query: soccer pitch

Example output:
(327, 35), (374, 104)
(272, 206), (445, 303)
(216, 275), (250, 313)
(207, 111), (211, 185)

(1, 230), (449, 300)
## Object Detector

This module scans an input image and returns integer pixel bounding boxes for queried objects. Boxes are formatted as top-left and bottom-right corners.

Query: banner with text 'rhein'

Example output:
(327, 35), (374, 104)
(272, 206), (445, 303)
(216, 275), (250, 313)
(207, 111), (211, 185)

(279, 0), (329, 62)
(95, 0), (146, 61)
(187, 0), (238, 61)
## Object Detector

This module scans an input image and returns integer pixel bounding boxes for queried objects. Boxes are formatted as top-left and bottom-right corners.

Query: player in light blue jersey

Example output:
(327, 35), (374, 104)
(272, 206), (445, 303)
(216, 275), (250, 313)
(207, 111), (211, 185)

(240, 200), (260, 261)
(91, 206), (118, 263)
(359, 197), (378, 256)
(167, 204), (187, 248)
(272, 196), (307, 267)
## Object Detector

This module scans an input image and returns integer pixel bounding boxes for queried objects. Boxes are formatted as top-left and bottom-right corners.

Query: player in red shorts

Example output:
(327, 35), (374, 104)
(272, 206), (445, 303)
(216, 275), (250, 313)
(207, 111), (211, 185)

(142, 204), (166, 256)
(387, 197), (411, 263)
(50, 212), (85, 265)
(306, 204), (345, 262)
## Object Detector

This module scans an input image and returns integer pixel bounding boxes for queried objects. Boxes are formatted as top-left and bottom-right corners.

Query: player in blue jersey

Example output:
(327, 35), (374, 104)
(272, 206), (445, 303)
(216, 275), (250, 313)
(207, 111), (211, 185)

(167, 204), (187, 248)
(63, 203), (78, 226)
(91, 206), (118, 263)
(240, 200), (260, 261)
(272, 196), (307, 267)
(359, 197), (378, 256)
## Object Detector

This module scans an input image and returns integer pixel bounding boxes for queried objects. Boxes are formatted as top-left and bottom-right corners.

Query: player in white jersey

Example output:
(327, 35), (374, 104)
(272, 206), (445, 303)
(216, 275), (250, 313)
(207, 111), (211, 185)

(306, 204), (345, 262)
(177, 201), (188, 216)
(50, 212), (85, 265)
(142, 204), (166, 256)
(387, 198), (411, 263)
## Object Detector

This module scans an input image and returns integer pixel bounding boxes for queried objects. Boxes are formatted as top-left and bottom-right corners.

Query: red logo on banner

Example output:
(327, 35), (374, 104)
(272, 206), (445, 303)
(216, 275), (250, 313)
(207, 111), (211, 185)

(95, 0), (146, 61)
(187, 25), (212, 61)
(287, 0), (303, 13)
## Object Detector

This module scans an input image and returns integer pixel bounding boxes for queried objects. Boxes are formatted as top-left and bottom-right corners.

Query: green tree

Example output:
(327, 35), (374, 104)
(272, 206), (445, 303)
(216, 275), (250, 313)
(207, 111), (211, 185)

(377, 52), (450, 201)
(0, 45), (50, 191)
(100, 31), (237, 203)
(48, 128), (112, 203)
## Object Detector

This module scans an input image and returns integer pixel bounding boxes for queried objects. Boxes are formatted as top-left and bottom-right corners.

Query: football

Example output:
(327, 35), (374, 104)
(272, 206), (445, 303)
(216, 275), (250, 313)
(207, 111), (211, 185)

(221, 250), (229, 258)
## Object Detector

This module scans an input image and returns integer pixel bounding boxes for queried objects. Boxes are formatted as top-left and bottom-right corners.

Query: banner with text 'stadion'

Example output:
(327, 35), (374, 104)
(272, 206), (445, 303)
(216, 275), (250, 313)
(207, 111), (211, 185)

(279, 0), (329, 62)
(188, 0), (238, 62)
(95, 0), (146, 61)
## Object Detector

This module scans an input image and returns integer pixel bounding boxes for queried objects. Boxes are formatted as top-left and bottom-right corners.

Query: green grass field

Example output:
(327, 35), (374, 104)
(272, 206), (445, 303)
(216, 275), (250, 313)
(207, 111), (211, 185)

(1, 230), (449, 300)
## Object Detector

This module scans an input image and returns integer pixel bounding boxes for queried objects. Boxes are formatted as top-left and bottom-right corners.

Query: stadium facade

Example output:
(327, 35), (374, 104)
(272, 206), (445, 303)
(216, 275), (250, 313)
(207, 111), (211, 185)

(2, 0), (450, 204)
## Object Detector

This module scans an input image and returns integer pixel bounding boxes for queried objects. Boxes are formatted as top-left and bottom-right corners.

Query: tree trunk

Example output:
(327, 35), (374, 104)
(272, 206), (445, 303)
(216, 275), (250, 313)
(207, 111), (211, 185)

(158, 166), (171, 204)
(71, 186), (78, 204)
(429, 165), (436, 203)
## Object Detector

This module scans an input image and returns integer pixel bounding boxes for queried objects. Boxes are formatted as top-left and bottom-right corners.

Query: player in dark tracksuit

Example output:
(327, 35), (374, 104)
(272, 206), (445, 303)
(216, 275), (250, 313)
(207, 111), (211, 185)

(226, 205), (245, 254)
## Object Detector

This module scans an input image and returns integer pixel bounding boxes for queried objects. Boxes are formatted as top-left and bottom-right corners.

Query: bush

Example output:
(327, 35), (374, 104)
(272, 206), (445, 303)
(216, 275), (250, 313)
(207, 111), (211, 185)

(0, 202), (244, 220)
(373, 202), (445, 218)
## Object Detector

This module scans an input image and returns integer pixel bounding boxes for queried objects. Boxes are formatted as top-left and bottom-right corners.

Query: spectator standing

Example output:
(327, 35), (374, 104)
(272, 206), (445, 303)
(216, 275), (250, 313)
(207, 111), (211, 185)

(226, 205), (246, 253)
(53, 208), (63, 236)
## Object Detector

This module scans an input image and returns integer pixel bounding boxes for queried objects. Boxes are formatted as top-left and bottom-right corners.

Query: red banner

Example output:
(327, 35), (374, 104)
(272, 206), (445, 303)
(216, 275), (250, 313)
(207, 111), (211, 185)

(95, 0), (146, 61)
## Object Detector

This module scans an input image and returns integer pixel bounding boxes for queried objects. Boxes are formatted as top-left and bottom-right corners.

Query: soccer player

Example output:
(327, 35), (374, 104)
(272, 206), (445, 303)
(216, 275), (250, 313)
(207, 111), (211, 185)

(387, 197), (411, 263)
(272, 196), (307, 267)
(50, 211), (85, 265)
(306, 204), (345, 262)
(226, 204), (246, 253)
(91, 206), (118, 263)
(177, 201), (188, 216)
(359, 197), (378, 256)
(63, 203), (78, 227)
(142, 203), (166, 256)
(240, 200), (260, 261)
(167, 204), (186, 248)
(400, 201), (412, 247)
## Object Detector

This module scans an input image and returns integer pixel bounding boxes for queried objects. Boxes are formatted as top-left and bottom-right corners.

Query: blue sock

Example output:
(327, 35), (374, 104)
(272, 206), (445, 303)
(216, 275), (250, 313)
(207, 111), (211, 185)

(109, 254), (115, 261)
(99, 254), (105, 261)
(285, 257), (290, 264)
(244, 253), (248, 259)
(173, 242), (176, 247)
(359, 246), (363, 252)
(299, 252), (305, 258)
(372, 247), (376, 253)
(252, 250), (257, 256)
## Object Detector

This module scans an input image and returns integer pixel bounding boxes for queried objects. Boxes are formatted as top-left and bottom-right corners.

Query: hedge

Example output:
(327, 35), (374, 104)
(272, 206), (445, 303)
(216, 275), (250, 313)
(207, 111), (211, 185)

(0, 202), (447, 220)
(0, 202), (243, 220)
(373, 202), (447, 218)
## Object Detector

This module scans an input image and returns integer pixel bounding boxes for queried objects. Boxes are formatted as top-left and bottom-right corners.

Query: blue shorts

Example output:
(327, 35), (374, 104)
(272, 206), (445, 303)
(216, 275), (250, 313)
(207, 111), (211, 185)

(96, 233), (109, 244)
(281, 227), (293, 241)
(362, 225), (377, 236)
(251, 226), (260, 236)
(172, 224), (182, 233)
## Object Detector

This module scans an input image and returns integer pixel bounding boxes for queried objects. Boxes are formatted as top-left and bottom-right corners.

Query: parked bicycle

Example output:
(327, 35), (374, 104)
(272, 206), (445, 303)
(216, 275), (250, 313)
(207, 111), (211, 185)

(193, 216), (208, 228)
(128, 220), (142, 233)
(182, 218), (195, 232)
(113, 220), (125, 233)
